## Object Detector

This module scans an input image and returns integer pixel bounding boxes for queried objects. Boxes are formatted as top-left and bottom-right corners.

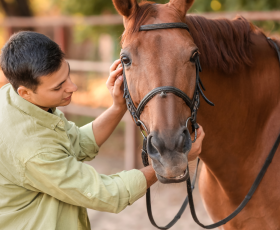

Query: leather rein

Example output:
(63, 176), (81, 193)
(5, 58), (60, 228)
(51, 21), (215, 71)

(121, 22), (280, 229)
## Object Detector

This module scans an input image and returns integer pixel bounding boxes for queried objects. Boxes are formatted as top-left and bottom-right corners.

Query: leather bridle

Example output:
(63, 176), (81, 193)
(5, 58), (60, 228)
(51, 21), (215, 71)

(121, 22), (280, 229)
(121, 22), (214, 139)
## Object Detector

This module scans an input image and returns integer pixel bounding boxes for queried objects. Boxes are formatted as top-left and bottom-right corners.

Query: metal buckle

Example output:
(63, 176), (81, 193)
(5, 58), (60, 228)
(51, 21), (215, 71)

(137, 119), (148, 138)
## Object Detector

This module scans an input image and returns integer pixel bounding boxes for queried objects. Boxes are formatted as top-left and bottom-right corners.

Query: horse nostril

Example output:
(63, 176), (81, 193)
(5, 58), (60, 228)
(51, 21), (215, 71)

(147, 135), (161, 156)
(181, 129), (192, 153)
(147, 129), (192, 157)
(177, 134), (186, 152)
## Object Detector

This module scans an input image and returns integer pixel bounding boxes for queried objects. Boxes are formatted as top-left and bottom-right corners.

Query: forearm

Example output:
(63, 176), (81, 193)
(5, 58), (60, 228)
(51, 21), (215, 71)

(25, 153), (147, 213)
(92, 104), (127, 146)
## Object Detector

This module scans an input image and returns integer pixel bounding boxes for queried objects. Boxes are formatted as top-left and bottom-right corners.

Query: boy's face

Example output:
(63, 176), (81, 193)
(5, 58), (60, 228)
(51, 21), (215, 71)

(18, 60), (78, 111)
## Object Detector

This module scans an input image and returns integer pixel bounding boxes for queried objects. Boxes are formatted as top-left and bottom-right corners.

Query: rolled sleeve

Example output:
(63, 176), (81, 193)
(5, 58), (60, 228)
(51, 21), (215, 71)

(23, 150), (146, 214)
(79, 122), (99, 159)
(65, 120), (99, 161)
(117, 170), (147, 205)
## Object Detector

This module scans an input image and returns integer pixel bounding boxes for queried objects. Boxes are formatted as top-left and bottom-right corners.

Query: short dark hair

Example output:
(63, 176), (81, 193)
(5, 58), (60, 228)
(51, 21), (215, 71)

(0, 31), (64, 92)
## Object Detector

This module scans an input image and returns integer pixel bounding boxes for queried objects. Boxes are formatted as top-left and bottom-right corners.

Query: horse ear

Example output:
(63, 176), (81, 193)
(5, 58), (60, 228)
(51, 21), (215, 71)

(169, 0), (194, 17)
(112, 0), (139, 17)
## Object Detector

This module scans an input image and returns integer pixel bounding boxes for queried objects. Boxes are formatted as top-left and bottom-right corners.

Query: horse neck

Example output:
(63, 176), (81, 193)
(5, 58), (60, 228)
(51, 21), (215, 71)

(197, 34), (280, 197)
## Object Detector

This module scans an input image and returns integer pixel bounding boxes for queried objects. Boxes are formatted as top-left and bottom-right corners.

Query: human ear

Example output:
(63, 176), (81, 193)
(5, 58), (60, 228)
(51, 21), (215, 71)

(17, 86), (32, 100)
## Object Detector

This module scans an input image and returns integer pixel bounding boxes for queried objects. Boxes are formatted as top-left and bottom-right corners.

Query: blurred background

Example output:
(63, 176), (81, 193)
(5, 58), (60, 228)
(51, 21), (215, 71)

(0, 0), (279, 229)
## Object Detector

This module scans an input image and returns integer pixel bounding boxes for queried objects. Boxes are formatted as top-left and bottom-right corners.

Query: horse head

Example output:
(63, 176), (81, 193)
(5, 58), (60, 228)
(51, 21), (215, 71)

(113, 0), (199, 183)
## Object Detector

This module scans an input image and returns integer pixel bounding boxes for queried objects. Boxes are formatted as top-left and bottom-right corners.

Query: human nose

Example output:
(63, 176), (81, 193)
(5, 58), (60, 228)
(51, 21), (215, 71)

(65, 77), (78, 93)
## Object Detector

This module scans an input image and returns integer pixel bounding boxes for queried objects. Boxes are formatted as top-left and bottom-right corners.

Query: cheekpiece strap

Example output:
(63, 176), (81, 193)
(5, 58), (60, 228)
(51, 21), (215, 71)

(121, 60), (141, 126)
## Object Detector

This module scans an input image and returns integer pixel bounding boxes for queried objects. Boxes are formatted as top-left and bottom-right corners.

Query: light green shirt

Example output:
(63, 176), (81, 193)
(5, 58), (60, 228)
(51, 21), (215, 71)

(0, 84), (147, 230)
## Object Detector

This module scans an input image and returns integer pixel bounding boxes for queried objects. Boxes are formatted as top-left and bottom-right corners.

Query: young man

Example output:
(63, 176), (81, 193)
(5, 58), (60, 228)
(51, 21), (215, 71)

(0, 31), (204, 230)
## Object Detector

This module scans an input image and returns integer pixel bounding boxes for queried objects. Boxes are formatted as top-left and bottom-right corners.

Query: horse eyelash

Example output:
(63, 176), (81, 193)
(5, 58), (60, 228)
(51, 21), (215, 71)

(190, 51), (199, 62)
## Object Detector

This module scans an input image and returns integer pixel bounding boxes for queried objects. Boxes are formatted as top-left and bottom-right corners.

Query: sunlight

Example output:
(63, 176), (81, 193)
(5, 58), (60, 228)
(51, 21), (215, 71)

(210, 0), (222, 11)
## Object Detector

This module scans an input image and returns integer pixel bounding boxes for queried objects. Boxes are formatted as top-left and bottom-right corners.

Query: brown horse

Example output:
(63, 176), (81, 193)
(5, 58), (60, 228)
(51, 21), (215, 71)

(112, 0), (280, 229)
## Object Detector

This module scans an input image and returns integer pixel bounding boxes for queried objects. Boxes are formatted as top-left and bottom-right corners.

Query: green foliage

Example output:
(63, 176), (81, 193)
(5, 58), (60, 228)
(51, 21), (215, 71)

(253, 20), (280, 36)
(52, 0), (280, 15)
(190, 0), (280, 12)
(187, 0), (280, 35)
(51, 0), (117, 15)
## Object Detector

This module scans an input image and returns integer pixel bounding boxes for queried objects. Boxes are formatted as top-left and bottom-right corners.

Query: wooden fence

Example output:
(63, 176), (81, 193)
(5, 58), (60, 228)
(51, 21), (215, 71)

(1, 11), (280, 28)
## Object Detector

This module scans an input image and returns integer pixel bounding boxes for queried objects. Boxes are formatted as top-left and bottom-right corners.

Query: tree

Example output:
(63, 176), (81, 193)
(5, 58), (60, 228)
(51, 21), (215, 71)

(0, 0), (32, 16)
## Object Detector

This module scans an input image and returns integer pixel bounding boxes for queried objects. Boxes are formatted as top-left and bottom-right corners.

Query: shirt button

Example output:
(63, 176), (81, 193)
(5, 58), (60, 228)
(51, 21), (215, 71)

(59, 121), (64, 127)
(87, 193), (91, 197)
(51, 124), (55, 129)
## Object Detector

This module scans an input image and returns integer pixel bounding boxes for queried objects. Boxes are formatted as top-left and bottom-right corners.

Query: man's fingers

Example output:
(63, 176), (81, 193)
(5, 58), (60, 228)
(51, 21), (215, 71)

(117, 63), (122, 69)
(196, 125), (204, 138)
(110, 59), (121, 72)
(106, 67), (123, 87)
(113, 75), (124, 96)
(195, 127), (205, 145)
(190, 125), (205, 142)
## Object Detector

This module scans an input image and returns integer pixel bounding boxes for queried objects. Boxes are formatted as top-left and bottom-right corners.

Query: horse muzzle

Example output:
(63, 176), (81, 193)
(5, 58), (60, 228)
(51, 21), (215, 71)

(146, 126), (192, 183)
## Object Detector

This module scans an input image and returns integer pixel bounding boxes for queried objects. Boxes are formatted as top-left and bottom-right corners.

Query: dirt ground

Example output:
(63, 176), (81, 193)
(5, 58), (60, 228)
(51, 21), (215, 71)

(86, 155), (214, 230)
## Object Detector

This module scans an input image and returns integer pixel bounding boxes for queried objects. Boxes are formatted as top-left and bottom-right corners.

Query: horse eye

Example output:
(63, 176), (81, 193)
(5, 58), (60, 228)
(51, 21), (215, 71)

(121, 56), (131, 65)
(190, 51), (199, 63)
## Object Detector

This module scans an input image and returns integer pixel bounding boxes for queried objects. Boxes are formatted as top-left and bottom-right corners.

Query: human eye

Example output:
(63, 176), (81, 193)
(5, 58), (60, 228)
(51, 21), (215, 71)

(53, 87), (62, 91)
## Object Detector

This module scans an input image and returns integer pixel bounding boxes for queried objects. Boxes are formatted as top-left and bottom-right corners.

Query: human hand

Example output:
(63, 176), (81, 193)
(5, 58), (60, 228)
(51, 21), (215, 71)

(188, 125), (205, 161)
(106, 59), (126, 111)
(140, 165), (158, 188)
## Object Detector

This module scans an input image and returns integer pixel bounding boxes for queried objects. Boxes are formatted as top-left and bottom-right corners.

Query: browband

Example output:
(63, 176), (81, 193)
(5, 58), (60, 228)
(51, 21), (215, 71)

(140, 22), (190, 32)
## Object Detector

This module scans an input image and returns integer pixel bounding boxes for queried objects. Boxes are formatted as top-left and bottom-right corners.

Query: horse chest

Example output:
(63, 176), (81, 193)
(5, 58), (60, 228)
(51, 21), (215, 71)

(199, 161), (280, 230)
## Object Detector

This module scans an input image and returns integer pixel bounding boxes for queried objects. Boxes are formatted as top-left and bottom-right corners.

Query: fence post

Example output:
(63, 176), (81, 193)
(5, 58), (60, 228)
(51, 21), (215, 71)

(124, 118), (138, 170)
(5, 26), (13, 40)
(54, 26), (66, 52)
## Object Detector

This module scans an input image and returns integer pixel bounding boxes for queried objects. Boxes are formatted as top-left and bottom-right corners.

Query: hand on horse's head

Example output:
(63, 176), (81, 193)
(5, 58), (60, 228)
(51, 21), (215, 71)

(188, 124), (205, 162)
(107, 59), (127, 111)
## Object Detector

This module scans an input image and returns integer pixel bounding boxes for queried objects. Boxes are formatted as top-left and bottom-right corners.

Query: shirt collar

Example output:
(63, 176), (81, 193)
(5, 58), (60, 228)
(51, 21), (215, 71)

(10, 86), (61, 130)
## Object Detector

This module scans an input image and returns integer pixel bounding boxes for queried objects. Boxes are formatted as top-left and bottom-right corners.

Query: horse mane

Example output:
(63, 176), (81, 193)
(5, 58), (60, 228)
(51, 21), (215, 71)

(186, 15), (264, 73)
(122, 1), (265, 74)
